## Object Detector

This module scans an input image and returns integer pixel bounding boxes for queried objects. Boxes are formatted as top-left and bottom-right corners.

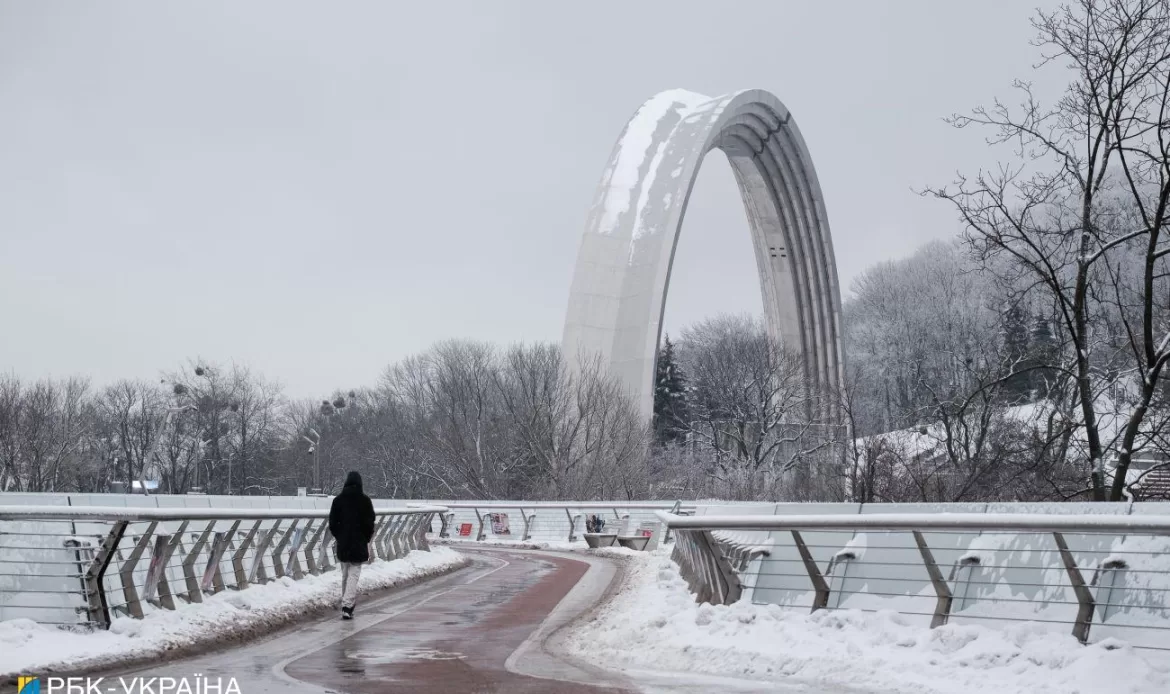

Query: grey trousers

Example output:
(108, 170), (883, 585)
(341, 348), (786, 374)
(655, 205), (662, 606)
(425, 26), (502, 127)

(340, 561), (363, 609)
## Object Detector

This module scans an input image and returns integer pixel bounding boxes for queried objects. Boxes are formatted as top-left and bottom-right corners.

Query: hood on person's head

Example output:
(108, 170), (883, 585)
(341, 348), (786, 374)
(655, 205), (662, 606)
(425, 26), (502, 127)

(343, 471), (363, 493)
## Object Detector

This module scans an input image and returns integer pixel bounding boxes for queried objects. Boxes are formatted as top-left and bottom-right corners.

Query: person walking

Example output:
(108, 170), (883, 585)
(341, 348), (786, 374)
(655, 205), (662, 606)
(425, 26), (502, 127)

(328, 470), (375, 620)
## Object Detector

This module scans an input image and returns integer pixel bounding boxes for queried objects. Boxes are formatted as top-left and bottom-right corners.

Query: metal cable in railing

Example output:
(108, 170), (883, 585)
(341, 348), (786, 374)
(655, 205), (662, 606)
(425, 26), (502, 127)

(411, 500), (686, 544)
(0, 504), (448, 628)
(655, 510), (1170, 650)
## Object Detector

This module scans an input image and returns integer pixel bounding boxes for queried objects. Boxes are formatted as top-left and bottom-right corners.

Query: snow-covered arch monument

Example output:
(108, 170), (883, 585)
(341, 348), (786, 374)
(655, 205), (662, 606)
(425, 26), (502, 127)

(562, 89), (845, 421)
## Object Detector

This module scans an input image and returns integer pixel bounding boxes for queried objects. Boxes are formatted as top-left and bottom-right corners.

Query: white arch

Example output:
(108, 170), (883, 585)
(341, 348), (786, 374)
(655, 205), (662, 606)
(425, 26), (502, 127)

(562, 88), (844, 420)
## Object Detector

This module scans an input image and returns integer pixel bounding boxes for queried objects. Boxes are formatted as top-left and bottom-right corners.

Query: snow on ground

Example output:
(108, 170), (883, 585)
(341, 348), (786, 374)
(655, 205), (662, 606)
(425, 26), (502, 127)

(565, 550), (1170, 694)
(0, 547), (467, 677)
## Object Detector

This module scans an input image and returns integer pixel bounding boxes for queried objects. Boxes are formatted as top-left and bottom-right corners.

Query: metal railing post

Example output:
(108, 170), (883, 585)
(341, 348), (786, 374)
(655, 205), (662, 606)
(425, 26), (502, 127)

(84, 520), (128, 628)
(318, 528), (335, 571)
(232, 520), (263, 589)
(158, 531), (187, 610)
(65, 538), (96, 611)
(373, 516), (393, 560)
(664, 501), (681, 545)
(288, 520), (310, 579)
(439, 511), (454, 538)
(1053, 531), (1096, 643)
(392, 515), (410, 557)
(566, 509), (579, 542)
(791, 530), (830, 612)
(390, 516), (410, 558)
(272, 519), (300, 578)
(693, 529), (740, 605)
(120, 521), (158, 619)
(1093, 558), (1127, 623)
(146, 522), (185, 610)
(475, 508), (486, 541)
(387, 515), (405, 555)
(949, 556), (981, 613)
(202, 521), (240, 594)
(403, 515), (421, 555)
(304, 521), (329, 575)
(249, 520), (281, 585)
(520, 508), (532, 541)
(912, 530), (953, 628)
(143, 534), (171, 605)
(385, 515), (401, 557)
(669, 530), (702, 599)
(183, 520), (216, 603)
(825, 551), (854, 610)
(414, 513), (432, 552)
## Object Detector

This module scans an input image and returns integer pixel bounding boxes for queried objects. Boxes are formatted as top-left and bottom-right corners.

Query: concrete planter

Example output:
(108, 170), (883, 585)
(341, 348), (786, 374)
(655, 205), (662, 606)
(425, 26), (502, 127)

(584, 533), (618, 548)
(617, 536), (651, 551)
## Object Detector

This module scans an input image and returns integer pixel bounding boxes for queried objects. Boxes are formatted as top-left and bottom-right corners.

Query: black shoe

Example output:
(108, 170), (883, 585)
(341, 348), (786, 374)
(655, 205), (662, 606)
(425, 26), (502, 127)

(341, 606), (354, 620)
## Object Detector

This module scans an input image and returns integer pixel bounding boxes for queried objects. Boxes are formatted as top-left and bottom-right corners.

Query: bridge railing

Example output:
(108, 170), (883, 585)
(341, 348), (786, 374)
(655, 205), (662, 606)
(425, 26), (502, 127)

(655, 511), (1170, 651)
(0, 505), (447, 629)
(416, 501), (690, 544)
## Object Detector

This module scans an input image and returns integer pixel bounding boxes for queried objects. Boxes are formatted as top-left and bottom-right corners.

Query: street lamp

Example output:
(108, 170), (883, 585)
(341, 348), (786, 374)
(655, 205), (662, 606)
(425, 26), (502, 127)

(303, 428), (321, 494)
(145, 394), (198, 496)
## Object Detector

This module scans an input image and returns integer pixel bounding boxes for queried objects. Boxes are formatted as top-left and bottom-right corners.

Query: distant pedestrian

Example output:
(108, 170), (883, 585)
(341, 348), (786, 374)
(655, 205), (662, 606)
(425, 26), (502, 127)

(328, 470), (375, 620)
(586, 514), (605, 533)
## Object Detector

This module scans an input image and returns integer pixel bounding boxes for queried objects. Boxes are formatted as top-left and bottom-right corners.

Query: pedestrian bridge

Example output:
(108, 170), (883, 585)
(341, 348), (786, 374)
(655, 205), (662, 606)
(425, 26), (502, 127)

(2, 495), (1170, 691)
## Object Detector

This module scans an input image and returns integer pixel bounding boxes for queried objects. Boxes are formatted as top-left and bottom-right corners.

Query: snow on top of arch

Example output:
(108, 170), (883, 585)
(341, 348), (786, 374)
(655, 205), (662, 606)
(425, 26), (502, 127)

(596, 89), (710, 239)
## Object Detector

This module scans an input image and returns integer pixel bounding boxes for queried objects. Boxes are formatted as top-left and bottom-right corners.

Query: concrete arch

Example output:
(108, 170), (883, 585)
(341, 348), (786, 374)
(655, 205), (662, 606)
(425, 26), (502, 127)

(562, 88), (844, 421)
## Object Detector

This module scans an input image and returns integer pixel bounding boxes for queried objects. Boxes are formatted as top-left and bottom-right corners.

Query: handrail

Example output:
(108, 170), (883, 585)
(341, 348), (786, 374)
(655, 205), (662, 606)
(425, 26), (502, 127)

(425, 501), (688, 510)
(0, 505), (450, 522)
(654, 511), (1170, 534)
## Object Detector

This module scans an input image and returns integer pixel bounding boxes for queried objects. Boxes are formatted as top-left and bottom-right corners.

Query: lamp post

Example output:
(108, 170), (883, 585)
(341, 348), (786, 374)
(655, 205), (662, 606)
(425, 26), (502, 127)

(146, 388), (198, 496)
(303, 429), (321, 495)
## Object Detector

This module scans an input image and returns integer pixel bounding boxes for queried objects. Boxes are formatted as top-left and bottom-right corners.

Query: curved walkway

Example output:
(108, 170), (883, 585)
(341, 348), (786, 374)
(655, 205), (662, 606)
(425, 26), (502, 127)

(109, 547), (825, 694)
(108, 548), (632, 693)
(285, 548), (630, 693)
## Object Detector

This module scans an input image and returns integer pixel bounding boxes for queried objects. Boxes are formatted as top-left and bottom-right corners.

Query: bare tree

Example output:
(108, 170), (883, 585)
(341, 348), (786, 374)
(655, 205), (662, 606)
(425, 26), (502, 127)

(926, 0), (1170, 500)
(0, 376), (91, 492)
(93, 380), (167, 491)
(677, 314), (840, 501)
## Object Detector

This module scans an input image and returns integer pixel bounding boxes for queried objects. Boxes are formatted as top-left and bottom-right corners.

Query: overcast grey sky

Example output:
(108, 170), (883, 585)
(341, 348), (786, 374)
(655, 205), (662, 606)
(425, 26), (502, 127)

(0, 1), (1064, 397)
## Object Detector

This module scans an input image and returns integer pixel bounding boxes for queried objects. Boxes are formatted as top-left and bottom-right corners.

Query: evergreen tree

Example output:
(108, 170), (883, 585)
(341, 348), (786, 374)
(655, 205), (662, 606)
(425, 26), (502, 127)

(653, 335), (690, 445)
(1000, 303), (1031, 402)
(1028, 313), (1058, 399)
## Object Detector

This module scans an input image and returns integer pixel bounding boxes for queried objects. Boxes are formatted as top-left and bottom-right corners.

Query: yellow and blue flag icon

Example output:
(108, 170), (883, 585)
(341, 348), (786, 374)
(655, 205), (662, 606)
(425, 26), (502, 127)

(18, 677), (40, 694)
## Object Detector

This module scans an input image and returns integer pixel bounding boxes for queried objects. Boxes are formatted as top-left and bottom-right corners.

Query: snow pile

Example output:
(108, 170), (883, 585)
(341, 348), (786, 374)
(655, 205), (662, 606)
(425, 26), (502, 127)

(833, 532), (867, 562)
(565, 551), (1170, 694)
(1090, 534), (1170, 648)
(957, 532), (1015, 566)
(0, 547), (467, 677)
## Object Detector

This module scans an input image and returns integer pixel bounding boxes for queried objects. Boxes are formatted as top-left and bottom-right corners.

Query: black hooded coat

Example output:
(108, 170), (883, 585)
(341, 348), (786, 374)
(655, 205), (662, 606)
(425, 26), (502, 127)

(328, 471), (376, 563)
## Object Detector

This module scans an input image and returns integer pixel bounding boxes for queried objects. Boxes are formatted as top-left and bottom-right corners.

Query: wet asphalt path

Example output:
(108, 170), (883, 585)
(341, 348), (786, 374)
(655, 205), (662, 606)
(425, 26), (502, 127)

(107, 548), (634, 694)
(107, 547), (840, 694)
(285, 548), (632, 693)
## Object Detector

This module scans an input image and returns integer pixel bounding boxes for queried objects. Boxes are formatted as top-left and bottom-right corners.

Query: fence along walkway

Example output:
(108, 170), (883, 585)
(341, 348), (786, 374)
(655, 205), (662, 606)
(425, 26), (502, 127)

(418, 500), (686, 543)
(0, 505), (447, 628)
(656, 510), (1170, 653)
